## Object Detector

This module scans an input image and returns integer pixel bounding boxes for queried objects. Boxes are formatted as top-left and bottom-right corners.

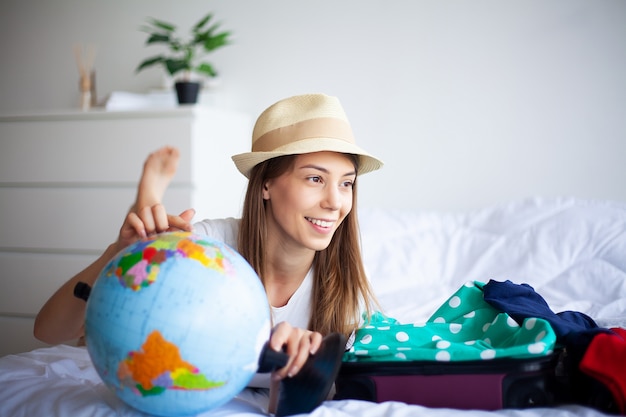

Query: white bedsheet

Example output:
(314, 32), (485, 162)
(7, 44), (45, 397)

(1, 197), (624, 417)
(361, 197), (626, 327)
(0, 344), (617, 417)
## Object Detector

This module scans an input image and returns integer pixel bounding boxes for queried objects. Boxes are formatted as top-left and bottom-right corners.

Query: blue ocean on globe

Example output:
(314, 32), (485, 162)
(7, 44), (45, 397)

(84, 231), (271, 416)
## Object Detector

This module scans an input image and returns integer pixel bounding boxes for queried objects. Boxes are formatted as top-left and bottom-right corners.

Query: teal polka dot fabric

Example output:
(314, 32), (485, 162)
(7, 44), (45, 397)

(345, 281), (556, 362)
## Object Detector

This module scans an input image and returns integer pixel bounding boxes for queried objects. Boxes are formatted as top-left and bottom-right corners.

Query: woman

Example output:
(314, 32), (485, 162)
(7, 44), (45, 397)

(34, 93), (383, 407)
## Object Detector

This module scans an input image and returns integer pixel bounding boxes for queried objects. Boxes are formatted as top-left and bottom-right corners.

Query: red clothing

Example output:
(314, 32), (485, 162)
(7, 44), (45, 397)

(580, 328), (626, 415)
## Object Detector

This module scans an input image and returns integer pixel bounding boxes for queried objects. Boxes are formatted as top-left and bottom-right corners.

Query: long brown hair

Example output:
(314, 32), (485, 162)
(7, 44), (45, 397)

(237, 153), (377, 337)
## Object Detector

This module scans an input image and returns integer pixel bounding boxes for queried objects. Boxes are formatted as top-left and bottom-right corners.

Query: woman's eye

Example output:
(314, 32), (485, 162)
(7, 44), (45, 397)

(342, 180), (354, 188)
(307, 176), (322, 183)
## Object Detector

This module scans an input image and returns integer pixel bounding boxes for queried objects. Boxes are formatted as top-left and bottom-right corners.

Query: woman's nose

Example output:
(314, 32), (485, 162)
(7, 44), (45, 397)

(322, 186), (341, 210)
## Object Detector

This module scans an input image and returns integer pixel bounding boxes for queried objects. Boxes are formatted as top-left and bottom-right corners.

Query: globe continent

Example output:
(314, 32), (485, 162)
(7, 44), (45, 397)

(85, 231), (271, 416)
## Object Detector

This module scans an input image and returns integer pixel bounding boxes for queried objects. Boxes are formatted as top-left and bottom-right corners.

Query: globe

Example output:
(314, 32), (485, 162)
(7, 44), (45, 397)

(84, 231), (271, 416)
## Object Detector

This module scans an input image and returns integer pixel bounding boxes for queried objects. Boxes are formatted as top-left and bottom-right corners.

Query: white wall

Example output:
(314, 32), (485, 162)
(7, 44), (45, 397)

(1, 0), (625, 210)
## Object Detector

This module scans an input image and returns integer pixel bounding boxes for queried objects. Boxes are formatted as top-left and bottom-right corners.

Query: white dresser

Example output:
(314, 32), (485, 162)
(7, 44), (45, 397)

(0, 106), (251, 357)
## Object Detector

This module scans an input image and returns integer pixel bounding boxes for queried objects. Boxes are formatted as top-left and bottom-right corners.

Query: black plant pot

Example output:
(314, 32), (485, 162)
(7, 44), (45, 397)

(175, 81), (201, 104)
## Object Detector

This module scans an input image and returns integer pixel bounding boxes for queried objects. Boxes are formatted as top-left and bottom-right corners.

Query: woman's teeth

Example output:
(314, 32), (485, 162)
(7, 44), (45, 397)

(306, 217), (332, 228)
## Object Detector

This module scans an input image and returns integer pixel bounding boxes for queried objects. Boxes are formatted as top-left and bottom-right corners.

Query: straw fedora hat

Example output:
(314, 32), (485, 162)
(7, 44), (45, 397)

(231, 93), (384, 178)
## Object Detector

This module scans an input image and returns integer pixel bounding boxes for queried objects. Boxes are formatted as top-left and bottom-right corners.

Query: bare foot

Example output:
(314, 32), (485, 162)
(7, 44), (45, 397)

(134, 146), (180, 211)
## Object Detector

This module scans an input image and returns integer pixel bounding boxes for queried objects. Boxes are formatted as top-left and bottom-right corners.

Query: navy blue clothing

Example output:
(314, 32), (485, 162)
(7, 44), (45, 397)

(482, 279), (609, 349)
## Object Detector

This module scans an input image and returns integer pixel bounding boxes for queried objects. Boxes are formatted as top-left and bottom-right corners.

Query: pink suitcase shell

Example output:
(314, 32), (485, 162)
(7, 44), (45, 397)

(334, 351), (569, 410)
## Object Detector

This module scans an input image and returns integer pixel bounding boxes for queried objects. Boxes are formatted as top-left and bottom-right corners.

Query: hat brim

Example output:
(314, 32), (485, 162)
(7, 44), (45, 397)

(232, 137), (384, 178)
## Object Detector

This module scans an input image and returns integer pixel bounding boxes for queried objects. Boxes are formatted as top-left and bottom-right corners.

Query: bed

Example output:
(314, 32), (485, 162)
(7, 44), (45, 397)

(1, 196), (625, 417)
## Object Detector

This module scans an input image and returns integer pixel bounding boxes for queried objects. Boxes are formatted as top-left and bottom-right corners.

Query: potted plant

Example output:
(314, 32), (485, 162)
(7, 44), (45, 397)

(136, 12), (232, 104)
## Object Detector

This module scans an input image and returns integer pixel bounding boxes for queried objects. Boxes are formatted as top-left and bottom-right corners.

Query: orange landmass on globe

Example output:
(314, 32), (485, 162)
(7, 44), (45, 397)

(118, 330), (224, 394)
(176, 238), (224, 271)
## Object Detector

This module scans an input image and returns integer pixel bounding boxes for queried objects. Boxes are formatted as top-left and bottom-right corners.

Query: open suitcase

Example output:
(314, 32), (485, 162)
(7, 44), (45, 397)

(334, 350), (568, 410)
(332, 281), (620, 413)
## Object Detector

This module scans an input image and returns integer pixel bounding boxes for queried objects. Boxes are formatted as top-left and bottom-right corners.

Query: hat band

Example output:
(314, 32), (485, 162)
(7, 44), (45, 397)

(252, 117), (355, 152)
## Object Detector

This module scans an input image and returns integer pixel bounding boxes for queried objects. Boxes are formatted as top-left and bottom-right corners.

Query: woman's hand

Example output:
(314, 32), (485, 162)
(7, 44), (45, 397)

(266, 322), (323, 414)
(117, 204), (195, 250)
(269, 322), (323, 381)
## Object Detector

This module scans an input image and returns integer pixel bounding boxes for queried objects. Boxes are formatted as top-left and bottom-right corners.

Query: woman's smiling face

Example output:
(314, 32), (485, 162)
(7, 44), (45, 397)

(262, 151), (356, 252)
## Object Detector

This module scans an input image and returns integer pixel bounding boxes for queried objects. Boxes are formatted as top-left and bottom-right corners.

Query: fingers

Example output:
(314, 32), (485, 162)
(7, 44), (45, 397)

(166, 208), (195, 232)
(179, 208), (196, 222)
(269, 322), (323, 381)
(119, 211), (147, 243)
(136, 204), (168, 235)
(118, 205), (195, 249)
(136, 205), (195, 235)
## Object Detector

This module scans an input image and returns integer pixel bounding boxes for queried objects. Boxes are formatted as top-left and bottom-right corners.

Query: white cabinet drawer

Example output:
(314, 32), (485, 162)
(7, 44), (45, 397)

(0, 107), (251, 185)
(0, 187), (193, 250)
(0, 117), (193, 183)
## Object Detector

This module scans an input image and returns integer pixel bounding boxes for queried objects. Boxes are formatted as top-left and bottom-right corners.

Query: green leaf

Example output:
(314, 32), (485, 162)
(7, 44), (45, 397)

(193, 13), (213, 32)
(194, 23), (216, 42)
(201, 23), (221, 39)
(165, 58), (190, 76)
(196, 63), (217, 78)
(136, 55), (165, 73)
(147, 17), (176, 32)
(203, 32), (231, 51)
(146, 33), (171, 45)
